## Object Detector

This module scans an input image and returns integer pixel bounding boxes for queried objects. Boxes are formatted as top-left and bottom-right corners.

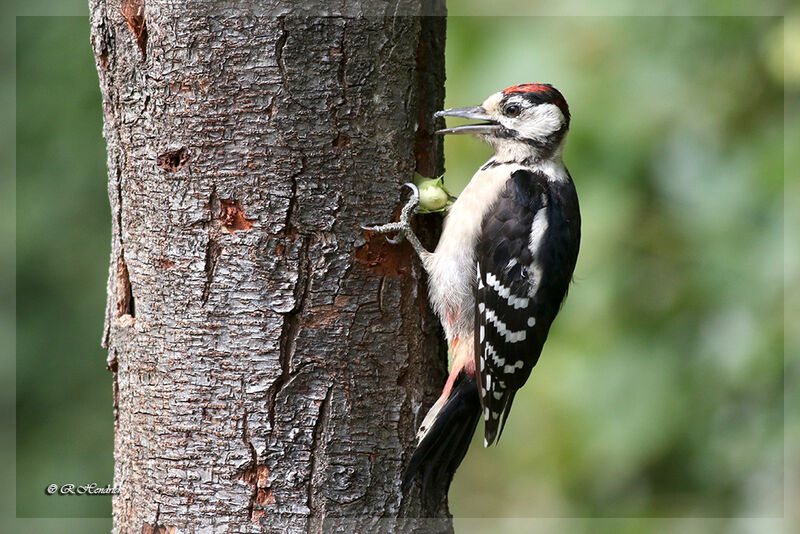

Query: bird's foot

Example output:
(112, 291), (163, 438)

(361, 183), (429, 259)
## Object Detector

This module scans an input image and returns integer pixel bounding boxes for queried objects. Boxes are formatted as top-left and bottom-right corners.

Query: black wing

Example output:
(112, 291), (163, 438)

(474, 169), (558, 445)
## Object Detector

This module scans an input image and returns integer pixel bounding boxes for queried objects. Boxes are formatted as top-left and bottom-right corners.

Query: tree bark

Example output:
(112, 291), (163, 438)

(90, 1), (449, 531)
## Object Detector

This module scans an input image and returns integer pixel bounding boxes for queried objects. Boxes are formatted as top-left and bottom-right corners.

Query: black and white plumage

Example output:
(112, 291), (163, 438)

(475, 168), (580, 445)
(363, 83), (581, 505)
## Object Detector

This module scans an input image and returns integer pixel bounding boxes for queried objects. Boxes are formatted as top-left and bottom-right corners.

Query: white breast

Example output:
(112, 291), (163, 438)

(424, 162), (523, 341)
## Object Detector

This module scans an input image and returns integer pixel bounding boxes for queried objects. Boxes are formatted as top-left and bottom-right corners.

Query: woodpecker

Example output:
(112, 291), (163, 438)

(364, 83), (581, 504)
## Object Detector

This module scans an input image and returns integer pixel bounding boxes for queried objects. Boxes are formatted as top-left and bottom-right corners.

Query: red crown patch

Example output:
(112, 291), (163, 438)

(502, 83), (553, 95)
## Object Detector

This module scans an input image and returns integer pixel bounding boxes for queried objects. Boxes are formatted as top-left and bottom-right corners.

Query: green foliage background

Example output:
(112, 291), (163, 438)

(13, 11), (795, 533)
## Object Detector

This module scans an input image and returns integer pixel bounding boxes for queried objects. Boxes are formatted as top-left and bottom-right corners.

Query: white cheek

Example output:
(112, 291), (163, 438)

(513, 103), (564, 139)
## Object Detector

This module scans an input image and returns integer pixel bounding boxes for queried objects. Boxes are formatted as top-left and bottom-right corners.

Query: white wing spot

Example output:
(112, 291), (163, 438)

(486, 272), (530, 309)
(485, 375), (492, 390)
(503, 360), (525, 374)
(491, 411), (500, 420)
(493, 390), (504, 400)
(478, 302), (485, 313)
(527, 317), (536, 327)
(484, 407), (490, 421)
(485, 342), (505, 367)
(484, 310), (527, 343)
(479, 325), (485, 342)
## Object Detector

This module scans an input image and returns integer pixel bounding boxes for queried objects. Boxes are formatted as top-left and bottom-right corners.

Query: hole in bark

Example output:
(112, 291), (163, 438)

(333, 133), (350, 148)
(116, 257), (135, 321)
(120, 0), (148, 59)
(218, 199), (255, 233)
(98, 51), (109, 71)
(157, 147), (190, 173)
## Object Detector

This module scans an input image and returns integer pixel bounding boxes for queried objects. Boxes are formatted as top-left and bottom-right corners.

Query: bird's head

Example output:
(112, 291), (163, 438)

(435, 83), (570, 162)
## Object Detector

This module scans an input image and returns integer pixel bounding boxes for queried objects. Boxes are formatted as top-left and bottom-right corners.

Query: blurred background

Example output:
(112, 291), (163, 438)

(12, 9), (797, 534)
(16, 16), (113, 523)
(442, 15), (792, 528)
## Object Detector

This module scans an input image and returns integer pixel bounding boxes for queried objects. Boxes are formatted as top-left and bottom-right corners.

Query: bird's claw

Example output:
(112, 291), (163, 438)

(360, 221), (408, 244)
(402, 181), (420, 198)
(360, 182), (430, 259)
(360, 183), (420, 242)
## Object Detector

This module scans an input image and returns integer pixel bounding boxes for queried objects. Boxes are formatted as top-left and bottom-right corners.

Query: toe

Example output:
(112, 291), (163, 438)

(402, 182), (420, 197)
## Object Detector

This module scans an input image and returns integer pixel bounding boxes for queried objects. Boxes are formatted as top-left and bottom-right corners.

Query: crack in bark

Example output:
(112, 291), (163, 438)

(101, 39), (124, 348)
(267, 148), (309, 428)
(275, 16), (287, 87)
(237, 377), (274, 524)
(282, 157), (304, 239)
(268, 236), (312, 432)
(201, 236), (221, 306)
(377, 276), (386, 314)
(111, 156), (136, 327)
(240, 405), (259, 521)
(337, 20), (348, 103)
(113, 165), (134, 324)
(201, 186), (222, 306)
(108, 348), (120, 428)
(115, 164), (124, 237)
(307, 384), (333, 534)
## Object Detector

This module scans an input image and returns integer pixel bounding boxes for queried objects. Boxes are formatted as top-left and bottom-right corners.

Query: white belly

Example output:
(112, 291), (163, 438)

(424, 162), (522, 341)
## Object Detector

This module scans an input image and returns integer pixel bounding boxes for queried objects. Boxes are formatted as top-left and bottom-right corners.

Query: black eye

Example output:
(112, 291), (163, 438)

(504, 104), (521, 117)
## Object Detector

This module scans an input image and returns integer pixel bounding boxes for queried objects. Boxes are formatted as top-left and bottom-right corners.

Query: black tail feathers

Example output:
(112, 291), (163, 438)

(402, 372), (481, 508)
(483, 389), (518, 447)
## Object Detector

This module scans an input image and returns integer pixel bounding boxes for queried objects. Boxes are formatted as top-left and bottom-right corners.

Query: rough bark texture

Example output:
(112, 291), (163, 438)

(90, 1), (450, 531)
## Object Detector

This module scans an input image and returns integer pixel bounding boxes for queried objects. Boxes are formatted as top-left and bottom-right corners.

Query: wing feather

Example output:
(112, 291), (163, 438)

(474, 169), (551, 445)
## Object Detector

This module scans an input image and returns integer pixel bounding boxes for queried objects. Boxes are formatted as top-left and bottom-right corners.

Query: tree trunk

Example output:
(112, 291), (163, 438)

(90, 1), (449, 531)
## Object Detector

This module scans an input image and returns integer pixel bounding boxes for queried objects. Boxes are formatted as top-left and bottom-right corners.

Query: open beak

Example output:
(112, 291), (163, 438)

(434, 106), (499, 135)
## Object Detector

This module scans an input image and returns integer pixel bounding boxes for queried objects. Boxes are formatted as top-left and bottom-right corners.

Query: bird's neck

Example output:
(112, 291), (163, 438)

(489, 135), (566, 167)
(487, 142), (563, 169)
